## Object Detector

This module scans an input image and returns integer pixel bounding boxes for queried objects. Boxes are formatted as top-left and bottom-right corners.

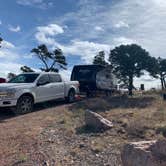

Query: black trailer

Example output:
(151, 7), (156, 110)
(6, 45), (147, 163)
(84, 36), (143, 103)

(71, 65), (117, 96)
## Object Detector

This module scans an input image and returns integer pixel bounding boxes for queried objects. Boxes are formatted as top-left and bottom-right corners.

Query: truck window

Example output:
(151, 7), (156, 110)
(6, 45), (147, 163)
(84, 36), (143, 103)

(49, 74), (62, 83)
(8, 74), (39, 83)
(37, 75), (50, 85)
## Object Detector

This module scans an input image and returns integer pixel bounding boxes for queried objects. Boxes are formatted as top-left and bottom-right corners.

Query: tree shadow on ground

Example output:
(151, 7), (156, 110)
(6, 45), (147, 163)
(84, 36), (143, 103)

(69, 95), (156, 112)
(76, 125), (107, 135)
(34, 99), (66, 111)
(0, 99), (67, 123)
(0, 108), (15, 123)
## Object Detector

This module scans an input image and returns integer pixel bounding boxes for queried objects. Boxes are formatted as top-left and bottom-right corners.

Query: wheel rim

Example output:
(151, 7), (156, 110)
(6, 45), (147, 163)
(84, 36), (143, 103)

(19, 97), (33, 113)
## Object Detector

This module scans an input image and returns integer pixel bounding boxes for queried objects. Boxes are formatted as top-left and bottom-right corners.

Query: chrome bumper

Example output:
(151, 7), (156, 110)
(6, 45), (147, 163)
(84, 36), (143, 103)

(0, 99), (17, 107)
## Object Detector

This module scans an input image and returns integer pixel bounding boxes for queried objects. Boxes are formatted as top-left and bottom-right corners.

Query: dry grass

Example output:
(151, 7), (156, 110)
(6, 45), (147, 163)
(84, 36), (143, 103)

(0, 93), (166, 165)
(66, 94), (166, 166)
(69, 94), (166, 150)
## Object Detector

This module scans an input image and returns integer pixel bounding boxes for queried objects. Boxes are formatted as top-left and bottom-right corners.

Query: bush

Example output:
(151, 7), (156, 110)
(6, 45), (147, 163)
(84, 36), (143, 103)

(156, 126), (166, 138)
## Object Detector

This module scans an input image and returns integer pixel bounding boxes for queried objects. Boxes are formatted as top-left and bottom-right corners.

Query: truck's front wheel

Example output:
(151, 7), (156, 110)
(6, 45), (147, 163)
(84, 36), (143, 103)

(15, 95), (34, 115)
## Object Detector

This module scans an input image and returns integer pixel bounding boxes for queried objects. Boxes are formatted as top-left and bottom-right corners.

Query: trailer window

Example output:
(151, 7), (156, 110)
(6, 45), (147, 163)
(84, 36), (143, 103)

(73, 69), (95, 81)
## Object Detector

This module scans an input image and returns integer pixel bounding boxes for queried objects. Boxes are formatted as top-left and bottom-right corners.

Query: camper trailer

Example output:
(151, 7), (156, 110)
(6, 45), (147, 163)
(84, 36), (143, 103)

(71, 65), (117, 96)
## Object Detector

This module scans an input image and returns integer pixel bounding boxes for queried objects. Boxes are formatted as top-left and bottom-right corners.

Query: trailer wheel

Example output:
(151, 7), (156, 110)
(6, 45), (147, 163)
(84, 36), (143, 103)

(86, 91), (93, 98)
(105, 90), (112, 96)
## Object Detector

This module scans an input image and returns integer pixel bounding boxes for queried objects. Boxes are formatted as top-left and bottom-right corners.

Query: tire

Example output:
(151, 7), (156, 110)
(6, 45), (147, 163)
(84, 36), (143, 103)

(66, 89), (75, 103)
(14, 95), (34, 115)
(86, 91), (94, 98)
(105, 90), (112, 96)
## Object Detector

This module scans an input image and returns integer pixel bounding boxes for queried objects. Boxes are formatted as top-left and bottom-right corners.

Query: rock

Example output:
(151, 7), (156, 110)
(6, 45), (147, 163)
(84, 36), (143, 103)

(85, 110), (113, 131)
(150, 139), (166, 160)
(117, 128), (126, 134)
(121, 140), (166, 166)
(79, 143), (85, 148)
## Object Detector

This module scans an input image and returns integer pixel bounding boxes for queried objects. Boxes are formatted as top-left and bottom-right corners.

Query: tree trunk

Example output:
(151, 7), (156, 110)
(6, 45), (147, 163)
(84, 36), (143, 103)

(160, 78), (164, 90)
(163, 77), (166, 89)
(160, 74), (165, 90)
(128, 76), (133, 96)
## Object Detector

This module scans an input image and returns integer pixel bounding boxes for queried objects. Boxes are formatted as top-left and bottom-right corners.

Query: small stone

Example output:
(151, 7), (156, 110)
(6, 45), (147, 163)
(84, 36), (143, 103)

(79, 144), (85, 148)
(117, 128), (126, 134)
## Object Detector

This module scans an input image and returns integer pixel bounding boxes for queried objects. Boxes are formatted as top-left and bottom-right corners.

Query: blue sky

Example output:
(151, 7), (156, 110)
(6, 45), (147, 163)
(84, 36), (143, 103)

(0, 0), (165, 88)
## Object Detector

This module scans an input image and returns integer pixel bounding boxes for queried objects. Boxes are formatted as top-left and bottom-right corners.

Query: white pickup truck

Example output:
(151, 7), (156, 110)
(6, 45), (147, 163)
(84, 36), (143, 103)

(0, 72), (79, 114)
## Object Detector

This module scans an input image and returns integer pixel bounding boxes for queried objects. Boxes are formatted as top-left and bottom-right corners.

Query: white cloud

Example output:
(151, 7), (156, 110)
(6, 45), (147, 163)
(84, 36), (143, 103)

(35, 24), (64, 45)
(152, 0), (166, 7)
(0, 40), (18, 60)
(134, 73), (161, 89)
(57, 0), (166, 58)
(114, 21), (129, 29)
(59, 40), (110, 63)
(16, 0), (53, 9)
(59, 69), (71, 81)
(0, 48), (22, 78)
(1, 40), (15, 49)
(34, 23), (110, 63)
(0, 40), (24, 78)
(113, 37), (136, 45)
(37, 24), (64, 35)
(105, 0), (166, 58)
(0, 62), (22, 78)
(94, 26), (104, 31)
(0, 49), (19, 60)
(0, 44), (39, 78)
(0, 20), (2, 25)
(22, 53), (33, 59)
(9, 25), (21, 32)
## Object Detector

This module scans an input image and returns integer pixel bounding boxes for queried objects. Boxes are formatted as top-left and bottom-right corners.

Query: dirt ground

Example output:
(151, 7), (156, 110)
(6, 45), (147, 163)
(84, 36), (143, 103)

(0, 94), (166, 166)
(0, 100), (70, 166)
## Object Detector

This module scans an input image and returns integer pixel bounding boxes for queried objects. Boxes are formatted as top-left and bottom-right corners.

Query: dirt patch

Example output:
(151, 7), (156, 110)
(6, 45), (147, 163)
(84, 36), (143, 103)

(0, 94), (165, 165)
(0, 102), (68, 166)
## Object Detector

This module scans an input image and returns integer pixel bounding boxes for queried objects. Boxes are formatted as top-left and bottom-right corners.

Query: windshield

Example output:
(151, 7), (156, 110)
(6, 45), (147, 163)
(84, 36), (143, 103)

(8, 74), (39, 83)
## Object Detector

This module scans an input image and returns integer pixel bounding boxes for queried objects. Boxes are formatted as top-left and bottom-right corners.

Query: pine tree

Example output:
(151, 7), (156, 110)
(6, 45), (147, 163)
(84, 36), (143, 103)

(31, 44), (67, 72)
(93, 51), (108, 66)
(109, 44), (153, 95)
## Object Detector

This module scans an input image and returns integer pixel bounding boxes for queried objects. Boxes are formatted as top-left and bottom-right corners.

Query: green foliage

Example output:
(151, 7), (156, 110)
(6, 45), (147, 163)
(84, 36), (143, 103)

(156, 126), (166, 137)
(150, 57), (166, 89)
(31, 44), (67, 72)
(93, 51), (108, 66)
(20, 66), (34, 73)
(109, 44), (152, 95)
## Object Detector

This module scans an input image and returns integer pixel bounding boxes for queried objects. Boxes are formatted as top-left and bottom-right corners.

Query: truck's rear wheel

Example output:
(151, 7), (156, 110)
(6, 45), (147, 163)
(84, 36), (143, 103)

(14, 95), (34, 115)
(66, 89), (75, 103)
